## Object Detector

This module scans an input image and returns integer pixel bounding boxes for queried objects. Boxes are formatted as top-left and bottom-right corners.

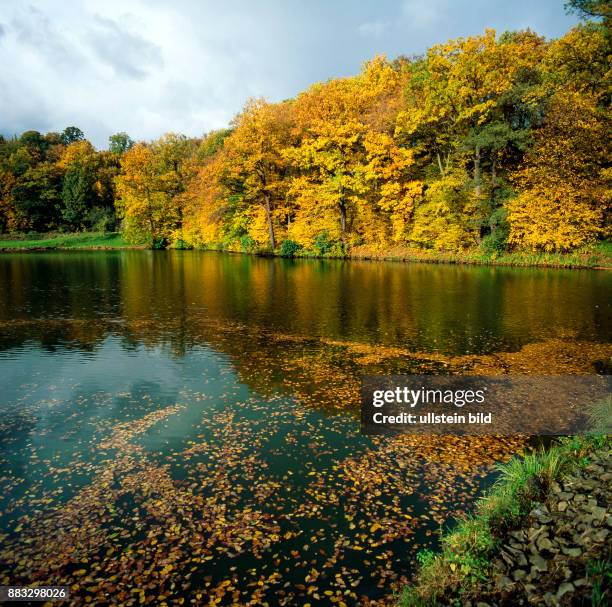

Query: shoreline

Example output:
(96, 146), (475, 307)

(399, 432), (611, 606)
(0, 233), (610, 270)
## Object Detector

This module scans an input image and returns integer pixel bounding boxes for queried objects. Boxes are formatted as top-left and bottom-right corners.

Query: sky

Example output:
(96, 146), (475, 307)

(0, 0), (580, 149)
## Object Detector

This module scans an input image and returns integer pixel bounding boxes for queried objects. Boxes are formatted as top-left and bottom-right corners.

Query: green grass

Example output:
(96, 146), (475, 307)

(0, 232), (137, 251)
(587, 559), (612, 607)
(349, 240), (612, 270)
(4, 233), (611, 269)
(398, 430), (610, 606)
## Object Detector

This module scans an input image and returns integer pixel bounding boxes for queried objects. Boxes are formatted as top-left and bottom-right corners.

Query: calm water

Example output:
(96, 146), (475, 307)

(0, 251), (609, 605)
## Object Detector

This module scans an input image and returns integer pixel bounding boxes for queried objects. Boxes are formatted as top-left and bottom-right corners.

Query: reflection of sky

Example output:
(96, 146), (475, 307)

(1, 336), (253, 408)
(0, 337), (251, 462)
(1, 337), (192, 409)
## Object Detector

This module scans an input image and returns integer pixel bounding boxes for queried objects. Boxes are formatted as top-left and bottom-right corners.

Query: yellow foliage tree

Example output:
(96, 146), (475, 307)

(220, 99), (294, 249)
(507, 91), (609, 251)
(115, 143), (177, 246)
(287, 57), (417, 249)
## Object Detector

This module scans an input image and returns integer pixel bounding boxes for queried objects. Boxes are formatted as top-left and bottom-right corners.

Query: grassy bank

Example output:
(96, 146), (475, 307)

(346, 242), (612, 270)
(0, 232), (140, 251)
(399, 425), (611, 606)
(219, 241), (612, 270)
(2, 233), (611, 269)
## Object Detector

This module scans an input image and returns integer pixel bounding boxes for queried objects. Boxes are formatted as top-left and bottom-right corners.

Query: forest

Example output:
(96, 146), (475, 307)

(0, 1), (609, 255)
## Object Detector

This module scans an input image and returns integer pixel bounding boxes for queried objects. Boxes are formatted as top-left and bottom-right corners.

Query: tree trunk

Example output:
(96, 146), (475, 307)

(339, 200), (347, 246)
(473, 145), (481, 197)
(263, 194), (276, 249)
(436, 152), (444, 176)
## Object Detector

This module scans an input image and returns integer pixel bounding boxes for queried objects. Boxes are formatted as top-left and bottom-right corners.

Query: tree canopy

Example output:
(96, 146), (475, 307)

(0, 7), (609, 253)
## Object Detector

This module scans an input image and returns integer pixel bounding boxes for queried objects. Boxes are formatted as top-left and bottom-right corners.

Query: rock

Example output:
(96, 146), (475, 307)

(497, 576), (514, 591)
(543, 591), (559, 606)
(501, 550), (514, 566)
(529, 553), (548, 572)
(431, 446), (611, 605)
(537, 536), (554, 552)
(512, 569), (527, 581)
(587, 505), (606, 521)
(593, 528), (609, 542)
(556, 582), (574, 600)
(585, 464), (604, 475)
(561, 547), (581, 558)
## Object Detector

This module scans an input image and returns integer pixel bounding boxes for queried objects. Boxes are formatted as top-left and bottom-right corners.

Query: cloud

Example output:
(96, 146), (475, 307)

(87, 15), (163, 80)
(0, 0), (579, 149)
(357, 21), (389, 37)
(401, 0), (449, 28)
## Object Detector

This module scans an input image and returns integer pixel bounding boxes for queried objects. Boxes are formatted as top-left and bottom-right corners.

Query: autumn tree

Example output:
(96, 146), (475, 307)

(57, 140), (99, 227)
(1, 5), (608, 256)
(115, 135), (197, 247)
(395, 30), (547, 249)
(286, 57), (414, 249)
(218, 99), (294, 249)
(507, 91), (609, 251)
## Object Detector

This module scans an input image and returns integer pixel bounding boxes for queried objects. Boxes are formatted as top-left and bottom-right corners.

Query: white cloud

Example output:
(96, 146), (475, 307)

(357, 20), (389, 37)
(0, 0), (580, 149)
(401, 0), (449, 28)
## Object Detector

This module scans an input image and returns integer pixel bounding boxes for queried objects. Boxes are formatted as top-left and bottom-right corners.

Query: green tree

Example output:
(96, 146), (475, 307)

(11, 162), (62, 231)
(58, 141), (98, 228)
(61, 126), (85, 145)
(109, 132), (134, 155)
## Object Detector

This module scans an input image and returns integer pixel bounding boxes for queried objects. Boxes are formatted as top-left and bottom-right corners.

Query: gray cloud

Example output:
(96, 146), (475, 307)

(0, 0), (579, 149)
(87, 15), (163, 80)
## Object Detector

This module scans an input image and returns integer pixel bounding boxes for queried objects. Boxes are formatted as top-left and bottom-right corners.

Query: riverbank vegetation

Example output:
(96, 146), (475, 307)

(0, 1), (609, 261)
(398, 435), (610, 607)
(399, 415), (611, 606)
(0, 231), (132, 251)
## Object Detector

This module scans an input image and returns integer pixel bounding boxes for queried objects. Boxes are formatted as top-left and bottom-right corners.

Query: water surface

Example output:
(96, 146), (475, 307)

(0, 251), (609, 605)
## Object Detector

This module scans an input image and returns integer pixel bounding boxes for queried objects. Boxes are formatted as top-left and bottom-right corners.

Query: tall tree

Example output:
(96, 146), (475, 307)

(115, 135), (197, 247)
(108, 132), (134, 155)
(61, 126), (85, 146)
(507, 91), (609, 251)
(58, 141), (98, 228)
(219, 99), (294, 249)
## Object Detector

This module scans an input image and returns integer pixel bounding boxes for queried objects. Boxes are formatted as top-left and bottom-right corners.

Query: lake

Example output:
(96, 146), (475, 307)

(0, 251), (610, 605)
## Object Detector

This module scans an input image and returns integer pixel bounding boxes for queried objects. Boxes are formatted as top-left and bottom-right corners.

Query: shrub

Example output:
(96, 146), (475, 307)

(279, 239), (301, 258)
(173, 238), (192, 250)
(481, 232), (507, 255)
(240, 234), (256, 252)
(86, 207), (117, 232)
(313, 231), (333, 256)
(151, 236), (169, 250)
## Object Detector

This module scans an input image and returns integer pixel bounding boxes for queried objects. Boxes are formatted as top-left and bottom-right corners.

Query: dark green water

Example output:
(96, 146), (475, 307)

(0, 251), (609, 605)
